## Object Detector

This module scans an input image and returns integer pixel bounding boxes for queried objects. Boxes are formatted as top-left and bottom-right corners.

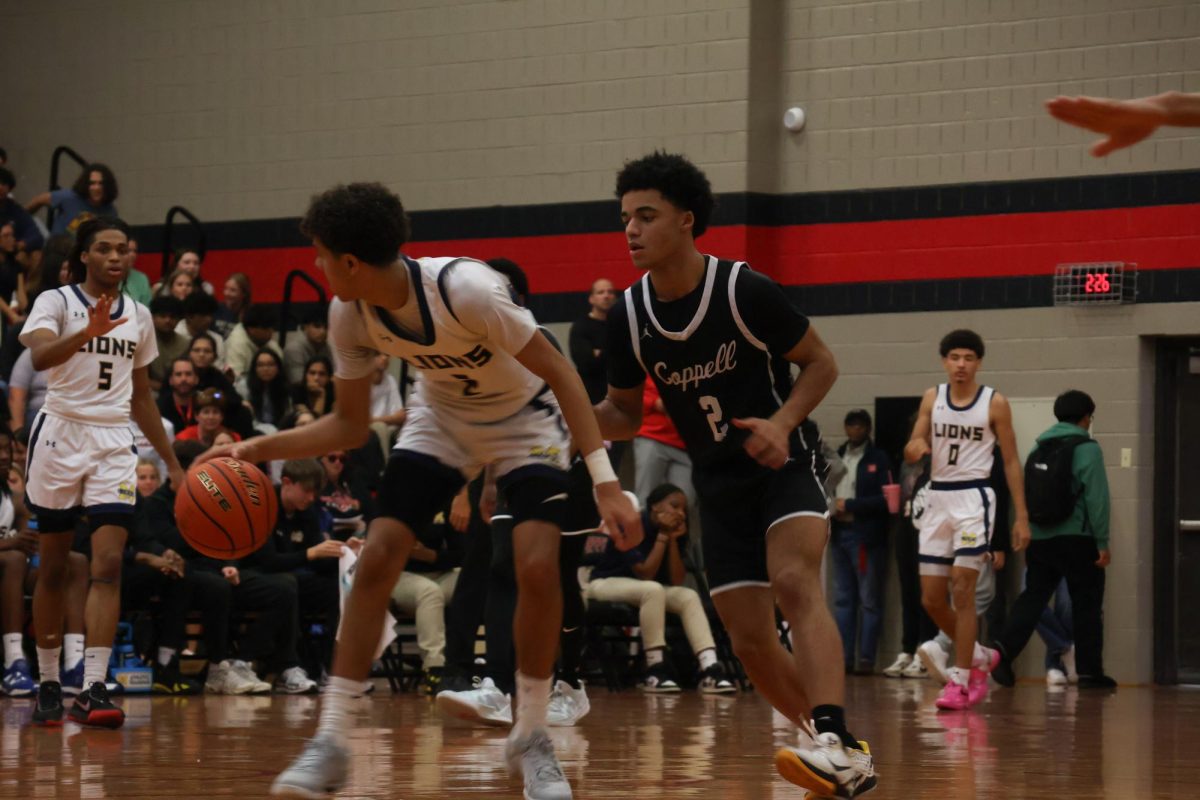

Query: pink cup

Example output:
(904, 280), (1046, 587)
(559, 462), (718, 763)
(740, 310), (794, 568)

(882, 483), (901, 514)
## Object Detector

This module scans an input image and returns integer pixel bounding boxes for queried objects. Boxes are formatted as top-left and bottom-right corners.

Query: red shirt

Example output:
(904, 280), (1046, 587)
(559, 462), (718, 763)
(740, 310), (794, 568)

(176, 425), (242, 444)
(636, 379), (686, 450)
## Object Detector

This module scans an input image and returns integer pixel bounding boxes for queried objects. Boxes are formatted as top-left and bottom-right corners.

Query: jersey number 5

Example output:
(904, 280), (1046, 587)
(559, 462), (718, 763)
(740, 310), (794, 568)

(97, 361), (114, 391)
(699, 395), (727, 442)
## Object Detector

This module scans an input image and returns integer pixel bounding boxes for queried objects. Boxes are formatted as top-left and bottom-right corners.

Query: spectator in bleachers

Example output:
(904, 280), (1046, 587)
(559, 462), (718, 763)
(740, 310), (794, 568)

(188, 334), (253, 438)
(585, 483), (735, 694)
(8, 348), (47, 430)
(0, 222), (30, 326)
(368, 354), (405, 458)
(23, 233), (71, 311)
(291, 356), (335, 419)
(178, 293), (226, 365)
(122, 237), (152, 307)
(216, 273), (251, 338)
(391, 505), (465, 693)
(225, 304), (282, 380)
(176, 388), (241, 448)
(135, 458), (161, 498)
(1, 433), (88, 696)
(138, 440), (275, 695)
(25, 162), (118, 235)
(155, 268), (195, 302)
(238, 348), (292, 432)
(11, 428), (26, 472)
(830, 409), (893, 675)
(240, 459), (343, 686)
(0, 167), (45, 254)
(283, 309), (330, 386)
(170, 247), (214, 295)
(148, 295), (188, 391)
(318, 450), (375, 537)
(131, 414), (175, 481)
(158, 356), (199, 433)
(633, 378), (694, 509)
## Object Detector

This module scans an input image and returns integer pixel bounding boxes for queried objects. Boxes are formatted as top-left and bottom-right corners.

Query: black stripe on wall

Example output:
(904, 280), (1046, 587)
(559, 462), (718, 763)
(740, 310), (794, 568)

(132, 169), (1200, 252)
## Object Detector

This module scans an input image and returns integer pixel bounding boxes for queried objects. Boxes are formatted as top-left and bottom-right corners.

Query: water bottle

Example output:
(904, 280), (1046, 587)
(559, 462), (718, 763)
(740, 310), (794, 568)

(27, 516), (38, 569)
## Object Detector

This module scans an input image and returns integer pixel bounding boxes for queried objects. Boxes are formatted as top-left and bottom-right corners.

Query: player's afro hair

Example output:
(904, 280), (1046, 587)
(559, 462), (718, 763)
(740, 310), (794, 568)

(615, 151), (715, 238)
(939, 329), (985, 359)
(301, 182), (410, 267)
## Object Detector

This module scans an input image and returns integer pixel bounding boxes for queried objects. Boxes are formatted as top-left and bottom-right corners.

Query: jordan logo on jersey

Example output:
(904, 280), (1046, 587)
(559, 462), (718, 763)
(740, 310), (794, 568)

(932, 423), (985, 441)
(653, 340), (737, 392)
(409, 345), (493, 371)
(78, 335), (137, 359)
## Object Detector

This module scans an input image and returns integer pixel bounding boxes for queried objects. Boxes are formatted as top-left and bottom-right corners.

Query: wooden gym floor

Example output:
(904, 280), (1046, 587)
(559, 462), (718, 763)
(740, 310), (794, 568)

(1, 676), (1196, 799)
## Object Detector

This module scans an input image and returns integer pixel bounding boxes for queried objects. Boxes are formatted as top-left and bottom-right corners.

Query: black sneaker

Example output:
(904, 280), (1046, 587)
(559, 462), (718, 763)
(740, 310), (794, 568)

(642, 662), (680, 693)
(1077, 674), (1118, 690)
(69, 682), (126, 729)
(153, 658), (202, 696)
(438, 668), (475, 694)
(698, 663), (737, 694)
(32, 681), (65, 726)
(419, 667), (443, 696)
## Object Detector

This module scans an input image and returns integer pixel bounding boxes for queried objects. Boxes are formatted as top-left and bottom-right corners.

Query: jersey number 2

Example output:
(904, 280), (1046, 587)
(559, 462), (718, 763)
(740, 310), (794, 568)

(97, 361), (114, 391)
(451, 373), (480, 397)
(699, 395), (727, 442)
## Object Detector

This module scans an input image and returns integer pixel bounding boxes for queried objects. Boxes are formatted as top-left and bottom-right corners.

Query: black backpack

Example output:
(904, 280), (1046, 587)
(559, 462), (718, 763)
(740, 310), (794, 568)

(1024, 435), (1093, 525)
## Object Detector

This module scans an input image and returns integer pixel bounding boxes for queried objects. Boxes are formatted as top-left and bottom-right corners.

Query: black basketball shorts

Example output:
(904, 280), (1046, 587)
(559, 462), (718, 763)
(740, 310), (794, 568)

(694, 451), (830, 595)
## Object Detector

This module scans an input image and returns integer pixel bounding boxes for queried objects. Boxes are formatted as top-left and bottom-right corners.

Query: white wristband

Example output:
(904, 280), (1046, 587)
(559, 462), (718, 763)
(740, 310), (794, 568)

(584, 448), (618, 486)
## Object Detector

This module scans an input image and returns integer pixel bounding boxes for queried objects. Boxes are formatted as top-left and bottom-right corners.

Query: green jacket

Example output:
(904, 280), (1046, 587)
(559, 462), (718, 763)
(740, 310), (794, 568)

(1030, 422), (1110, 550)
(124, 268), (153, 307)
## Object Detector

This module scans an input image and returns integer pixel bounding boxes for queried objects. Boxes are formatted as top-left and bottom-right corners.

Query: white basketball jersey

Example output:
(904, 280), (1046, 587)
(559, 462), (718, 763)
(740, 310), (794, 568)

(931, 383), (996, 482)
(0, 492), (14, 539)
(329, 256), (547, 424)
(21, 286), (157, 427)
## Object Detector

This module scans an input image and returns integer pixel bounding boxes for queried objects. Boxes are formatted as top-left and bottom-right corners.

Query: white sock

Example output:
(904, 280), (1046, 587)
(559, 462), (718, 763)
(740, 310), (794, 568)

(316, 676), (368, 748)
(972, 642), (993, 668)
(157, 647), (177, 667)
(513, 671), (551, 739)
(3, 633), (23, 668)
(948, 666), (969, 688)
(63, 633), (85, 670)
(645, 648), (665, 667)
(696, 648), (718, 671)
(84, 647), (111, 687)
(37, 647), (61, 684)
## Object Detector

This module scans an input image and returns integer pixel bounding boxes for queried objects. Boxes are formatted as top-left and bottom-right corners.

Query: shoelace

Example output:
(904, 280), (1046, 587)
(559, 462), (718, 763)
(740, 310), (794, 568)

(528, 744), (566, 783)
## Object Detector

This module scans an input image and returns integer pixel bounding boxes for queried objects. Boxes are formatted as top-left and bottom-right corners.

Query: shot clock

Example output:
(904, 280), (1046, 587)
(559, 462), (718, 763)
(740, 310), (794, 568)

(1053, 262), (1136, 306)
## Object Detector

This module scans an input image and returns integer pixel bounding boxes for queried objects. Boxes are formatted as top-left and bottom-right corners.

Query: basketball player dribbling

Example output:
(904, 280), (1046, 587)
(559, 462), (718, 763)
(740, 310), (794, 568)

(904, 330), (1031, 710)
(21, 216), (184, 728)
(206, 183), (641, 800)
(595, 152), (876, 798)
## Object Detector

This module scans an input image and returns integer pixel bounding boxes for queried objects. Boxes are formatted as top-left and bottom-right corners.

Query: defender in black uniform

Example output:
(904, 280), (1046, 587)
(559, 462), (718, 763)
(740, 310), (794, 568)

(596, 153), (876, 798)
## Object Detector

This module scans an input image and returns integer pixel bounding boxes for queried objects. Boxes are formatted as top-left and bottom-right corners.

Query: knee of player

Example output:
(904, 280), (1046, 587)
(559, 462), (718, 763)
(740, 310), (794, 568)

(773, 574), (820, 613)
(0, 549), (24, 572)
(950, 571), (977, 601)
(726, 628), (776, 666)
(514, 557), (558, 594)
(89, 549), (124, 583)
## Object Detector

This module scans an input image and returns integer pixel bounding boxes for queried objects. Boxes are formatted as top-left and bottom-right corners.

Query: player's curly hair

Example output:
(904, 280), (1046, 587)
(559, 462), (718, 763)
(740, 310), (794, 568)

(615, 152), (715, 238)
(68, 216), (131, 284)
(939, 329), (985, 359)
(301, 183), (411, 267)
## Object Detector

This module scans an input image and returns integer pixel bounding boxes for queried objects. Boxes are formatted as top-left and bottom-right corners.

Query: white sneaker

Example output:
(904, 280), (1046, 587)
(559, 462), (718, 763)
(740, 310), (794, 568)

(882, 653), (912, 678)
(901, 657), (928, 679)
(917, 640), (950, 685)
(275, 666), (319, 695)
(506, 727), (573, 800)
(546, 680), (590, 727)
(1061, 646), (1078, 684)
(775, 721), (876, 798)
(206, 660), (271, 694)
(436, 677), (513, 727)
(270, 733), (349, 798)
(1046, 668), (1068, 686)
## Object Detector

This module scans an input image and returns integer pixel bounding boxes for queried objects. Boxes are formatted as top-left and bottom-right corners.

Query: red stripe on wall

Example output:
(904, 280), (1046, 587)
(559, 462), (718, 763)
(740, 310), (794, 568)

(138, 204), (1200, 303)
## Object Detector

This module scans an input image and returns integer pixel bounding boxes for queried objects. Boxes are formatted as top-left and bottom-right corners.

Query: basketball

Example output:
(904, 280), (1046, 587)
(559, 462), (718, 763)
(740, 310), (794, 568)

(174, 457), (278, 560)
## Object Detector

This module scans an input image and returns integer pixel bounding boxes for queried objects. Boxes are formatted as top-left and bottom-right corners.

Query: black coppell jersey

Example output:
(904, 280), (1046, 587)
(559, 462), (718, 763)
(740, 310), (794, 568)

(607, 256), (813, 468)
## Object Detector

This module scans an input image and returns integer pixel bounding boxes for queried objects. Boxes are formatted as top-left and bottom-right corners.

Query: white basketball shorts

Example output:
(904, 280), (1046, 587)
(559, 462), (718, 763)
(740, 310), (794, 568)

(917, 479), (995, 576)
(25, 412), (138, 517)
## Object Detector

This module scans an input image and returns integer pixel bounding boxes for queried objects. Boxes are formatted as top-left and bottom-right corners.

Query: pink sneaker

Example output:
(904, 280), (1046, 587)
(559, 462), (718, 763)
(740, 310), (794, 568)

(935, 681), (971, 711)
(967, 669), (989, 706)
(974, 646), (1000, 675)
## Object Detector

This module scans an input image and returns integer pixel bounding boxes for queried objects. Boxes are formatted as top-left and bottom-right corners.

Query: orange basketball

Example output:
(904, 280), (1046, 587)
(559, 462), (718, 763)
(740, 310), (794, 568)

(174, 457), (278, 560)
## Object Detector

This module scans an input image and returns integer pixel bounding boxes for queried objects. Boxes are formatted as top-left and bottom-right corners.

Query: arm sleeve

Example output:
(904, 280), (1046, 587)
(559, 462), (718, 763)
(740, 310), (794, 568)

(604, 300), (646, 389)
(328, 298), (378, 381)
(1078, 443), (1111, 550)
(133, 304), (158, 368)
(19, 290), (64, 342)
(445, 263), (538, 356)
(734, 267), (810, 356)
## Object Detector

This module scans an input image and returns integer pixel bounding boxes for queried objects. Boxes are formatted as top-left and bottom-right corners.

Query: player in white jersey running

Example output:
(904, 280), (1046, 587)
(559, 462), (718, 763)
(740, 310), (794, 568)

(21, 217), (184, 728)
(904, 329), (1030, 710)
(202, 183), (641, 800)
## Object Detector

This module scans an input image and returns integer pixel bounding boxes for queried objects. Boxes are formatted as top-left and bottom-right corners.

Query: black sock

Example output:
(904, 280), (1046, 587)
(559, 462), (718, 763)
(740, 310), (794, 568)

(812, 704), (861, 750)
(558, 627), (584, 689)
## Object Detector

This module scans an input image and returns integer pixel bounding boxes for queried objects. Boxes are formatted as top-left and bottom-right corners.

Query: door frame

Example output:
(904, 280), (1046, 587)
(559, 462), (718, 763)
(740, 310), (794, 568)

(1152, 337), (1200, 684)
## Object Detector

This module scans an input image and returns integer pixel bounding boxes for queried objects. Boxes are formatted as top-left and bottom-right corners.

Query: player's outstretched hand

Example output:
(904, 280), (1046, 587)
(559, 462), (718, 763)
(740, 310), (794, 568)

(596, 482), (643, 552)
(196, 441), (254, 465)
(731, 416), (790, 469)
(1045, 95), (1168, 157)
(167, 464), (186, 493)
(83, 294), (130, 339)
